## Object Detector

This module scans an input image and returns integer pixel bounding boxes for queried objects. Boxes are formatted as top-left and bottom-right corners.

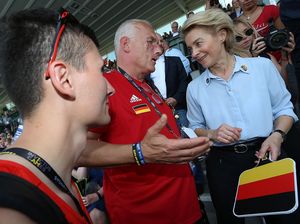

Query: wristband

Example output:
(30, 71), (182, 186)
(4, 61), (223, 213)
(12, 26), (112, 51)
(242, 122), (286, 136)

(135, 142), (145, 165)
(132, 142), (145, 166)
(132, 145), (141, 166)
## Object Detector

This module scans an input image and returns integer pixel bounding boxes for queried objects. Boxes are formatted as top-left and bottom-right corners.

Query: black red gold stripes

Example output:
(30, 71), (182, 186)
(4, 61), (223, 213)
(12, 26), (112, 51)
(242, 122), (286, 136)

(132, 103), (151, 114)
(233, 158), (297, 217)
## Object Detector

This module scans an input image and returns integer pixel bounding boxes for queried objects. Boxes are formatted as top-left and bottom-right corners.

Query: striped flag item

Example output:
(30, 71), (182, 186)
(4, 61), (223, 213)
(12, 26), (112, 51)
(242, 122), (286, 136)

(233, 158), (298, 217)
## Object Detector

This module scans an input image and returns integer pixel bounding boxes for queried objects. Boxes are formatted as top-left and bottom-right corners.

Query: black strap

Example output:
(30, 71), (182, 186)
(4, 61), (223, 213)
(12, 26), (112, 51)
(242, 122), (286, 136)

(117, 67), (179, 138)
(0, 148), (91, 224)
(0, 172), (68, 224)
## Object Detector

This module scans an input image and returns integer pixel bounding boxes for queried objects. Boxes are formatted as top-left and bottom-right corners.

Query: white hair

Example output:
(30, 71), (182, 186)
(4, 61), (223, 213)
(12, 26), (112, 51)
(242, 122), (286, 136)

(114, 19), (153, 55)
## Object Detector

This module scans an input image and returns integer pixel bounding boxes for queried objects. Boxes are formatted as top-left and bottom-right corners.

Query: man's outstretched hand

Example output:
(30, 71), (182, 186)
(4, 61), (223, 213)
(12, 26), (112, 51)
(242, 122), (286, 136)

(141, 114), (211, 163)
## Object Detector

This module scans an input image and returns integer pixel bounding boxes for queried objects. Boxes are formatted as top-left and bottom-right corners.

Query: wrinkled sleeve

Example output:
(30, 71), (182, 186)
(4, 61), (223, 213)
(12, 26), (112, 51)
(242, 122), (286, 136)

(265, 59), (298, 122)
(186, 82), (207, 131)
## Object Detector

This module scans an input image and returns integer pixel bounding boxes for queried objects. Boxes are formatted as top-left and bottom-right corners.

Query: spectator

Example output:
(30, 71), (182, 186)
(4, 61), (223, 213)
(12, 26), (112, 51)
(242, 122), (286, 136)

(232, 17), (298, 108)
(278, 1), (300, 223)
(0, 135), (6, 150)
(280, 0), (300, 112)
(232, 17), (296, 84)
(229, 0), (243, 19)
(1, 109), (12, 132)
(171, 21), (179, 37)
(90, 19), (210, 223)
(12, 118), (23, 143)
(162, 35), (192, 75)
(226, 3), (232, 13)
(205, 0), (223, 10)
(182, 9), (297, 224)
(149, 33), (190, 128)
(239, 0), (285, 61)
(73, 167), (106, 224)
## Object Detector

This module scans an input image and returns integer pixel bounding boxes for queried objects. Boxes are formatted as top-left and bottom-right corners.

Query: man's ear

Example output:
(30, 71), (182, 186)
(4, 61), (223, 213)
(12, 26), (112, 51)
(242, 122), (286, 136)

(120, 36), (130, 53)
(48, 61), (75, 100)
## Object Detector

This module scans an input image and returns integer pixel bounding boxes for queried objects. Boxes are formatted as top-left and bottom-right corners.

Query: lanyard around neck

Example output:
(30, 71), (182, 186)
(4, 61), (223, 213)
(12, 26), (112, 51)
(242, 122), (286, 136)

(117, 67), (179, 139)
(1, 147), (91, 224)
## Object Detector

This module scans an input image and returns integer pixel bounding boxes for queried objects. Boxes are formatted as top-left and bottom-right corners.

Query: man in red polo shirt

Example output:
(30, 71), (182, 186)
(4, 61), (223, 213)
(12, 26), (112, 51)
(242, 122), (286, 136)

(91, 19), (210, 224)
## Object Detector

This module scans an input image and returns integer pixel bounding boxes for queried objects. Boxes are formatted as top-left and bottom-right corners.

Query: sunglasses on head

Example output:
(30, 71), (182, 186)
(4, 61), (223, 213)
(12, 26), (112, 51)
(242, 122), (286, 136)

(235, 28), (254, 42)
(45, 8), (79, 79)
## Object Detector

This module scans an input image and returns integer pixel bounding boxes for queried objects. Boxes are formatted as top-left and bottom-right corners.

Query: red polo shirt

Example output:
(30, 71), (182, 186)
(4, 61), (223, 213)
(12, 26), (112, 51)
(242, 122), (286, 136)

(99, 70), (201, 224)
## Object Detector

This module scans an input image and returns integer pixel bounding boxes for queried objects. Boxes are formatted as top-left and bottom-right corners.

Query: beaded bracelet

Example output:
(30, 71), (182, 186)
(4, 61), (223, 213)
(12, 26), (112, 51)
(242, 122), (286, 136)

(132, 142), (145, 166)
(132, 145), (141, 166)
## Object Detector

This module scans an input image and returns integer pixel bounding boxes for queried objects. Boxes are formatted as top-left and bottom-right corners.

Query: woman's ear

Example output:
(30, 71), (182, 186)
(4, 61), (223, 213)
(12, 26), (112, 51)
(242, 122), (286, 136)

(48, 61), (75, 100)
(218, 29), (227, 43)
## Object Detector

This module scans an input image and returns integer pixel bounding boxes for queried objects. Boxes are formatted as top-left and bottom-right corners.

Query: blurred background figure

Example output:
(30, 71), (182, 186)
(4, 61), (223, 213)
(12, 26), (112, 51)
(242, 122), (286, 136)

(73, 167), (106, 224)
(230, 0), (243, 19)
(171, 21), (179, 37)
(186, 11), (195, 18)
(232, 17), (298, 110)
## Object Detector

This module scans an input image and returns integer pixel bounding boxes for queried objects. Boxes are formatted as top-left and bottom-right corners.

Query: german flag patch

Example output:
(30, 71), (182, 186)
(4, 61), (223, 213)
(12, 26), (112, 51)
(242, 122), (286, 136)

(132, 103), (151, 114)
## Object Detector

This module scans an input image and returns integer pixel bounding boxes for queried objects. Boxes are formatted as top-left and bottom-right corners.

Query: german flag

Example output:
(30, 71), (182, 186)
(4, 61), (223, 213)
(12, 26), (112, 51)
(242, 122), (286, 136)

(233, 158), (298, 217)
(132, 103), (151, 115)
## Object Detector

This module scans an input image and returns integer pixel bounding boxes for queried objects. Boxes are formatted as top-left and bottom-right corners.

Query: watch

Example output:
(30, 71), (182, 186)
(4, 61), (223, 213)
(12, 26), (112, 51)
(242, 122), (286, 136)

(272, 129), (286, 142)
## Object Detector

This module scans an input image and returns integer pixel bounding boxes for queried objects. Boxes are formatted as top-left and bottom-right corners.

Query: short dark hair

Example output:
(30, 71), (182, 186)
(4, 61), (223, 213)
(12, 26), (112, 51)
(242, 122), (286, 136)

(0, 8), (99, 118)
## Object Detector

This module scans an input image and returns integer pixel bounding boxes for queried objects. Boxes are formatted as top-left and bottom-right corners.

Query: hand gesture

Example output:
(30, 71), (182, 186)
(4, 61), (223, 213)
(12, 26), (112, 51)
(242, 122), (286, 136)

(142, 114), (211, 163)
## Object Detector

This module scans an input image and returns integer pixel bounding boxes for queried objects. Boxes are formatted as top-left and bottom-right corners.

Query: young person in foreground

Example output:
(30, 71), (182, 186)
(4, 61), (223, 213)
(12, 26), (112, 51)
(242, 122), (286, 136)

(0, 8), (211, 224)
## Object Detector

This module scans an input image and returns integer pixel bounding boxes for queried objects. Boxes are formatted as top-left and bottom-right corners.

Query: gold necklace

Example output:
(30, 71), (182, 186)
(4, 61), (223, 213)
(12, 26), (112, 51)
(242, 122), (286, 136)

(243, 12), (252, 20)
(243, 6), (258, 21)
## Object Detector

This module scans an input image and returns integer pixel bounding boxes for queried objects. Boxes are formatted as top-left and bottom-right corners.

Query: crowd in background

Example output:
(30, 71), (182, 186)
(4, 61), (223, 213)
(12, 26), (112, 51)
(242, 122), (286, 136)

(0, 107), (20, 149)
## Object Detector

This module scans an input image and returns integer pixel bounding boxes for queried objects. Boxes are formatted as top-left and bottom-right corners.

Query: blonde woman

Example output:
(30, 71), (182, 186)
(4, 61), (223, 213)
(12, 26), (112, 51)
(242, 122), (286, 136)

(232, 17), (298, 106)
(182, 9), (297, 224)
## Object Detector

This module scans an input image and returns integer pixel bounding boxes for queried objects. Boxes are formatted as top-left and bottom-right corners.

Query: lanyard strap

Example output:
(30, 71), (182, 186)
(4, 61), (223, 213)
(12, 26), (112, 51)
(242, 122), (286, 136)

(1, 147), (91, 224)
(117, 67), (179, 138)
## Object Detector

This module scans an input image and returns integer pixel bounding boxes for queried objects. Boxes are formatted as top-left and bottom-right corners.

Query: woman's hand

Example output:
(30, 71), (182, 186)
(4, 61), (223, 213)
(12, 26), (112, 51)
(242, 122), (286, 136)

(256, 132), (283, 162)
(209, 124), (242, 144)
(282, 32), (295, 54)
(251, 36), (266, 57)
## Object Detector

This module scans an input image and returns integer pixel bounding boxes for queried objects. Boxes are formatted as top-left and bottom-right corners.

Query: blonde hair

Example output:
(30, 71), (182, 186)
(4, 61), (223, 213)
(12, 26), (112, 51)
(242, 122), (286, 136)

(233, 17), (259, 37)
(232, 17), (259, 57)
(181, 9), (235, 53)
